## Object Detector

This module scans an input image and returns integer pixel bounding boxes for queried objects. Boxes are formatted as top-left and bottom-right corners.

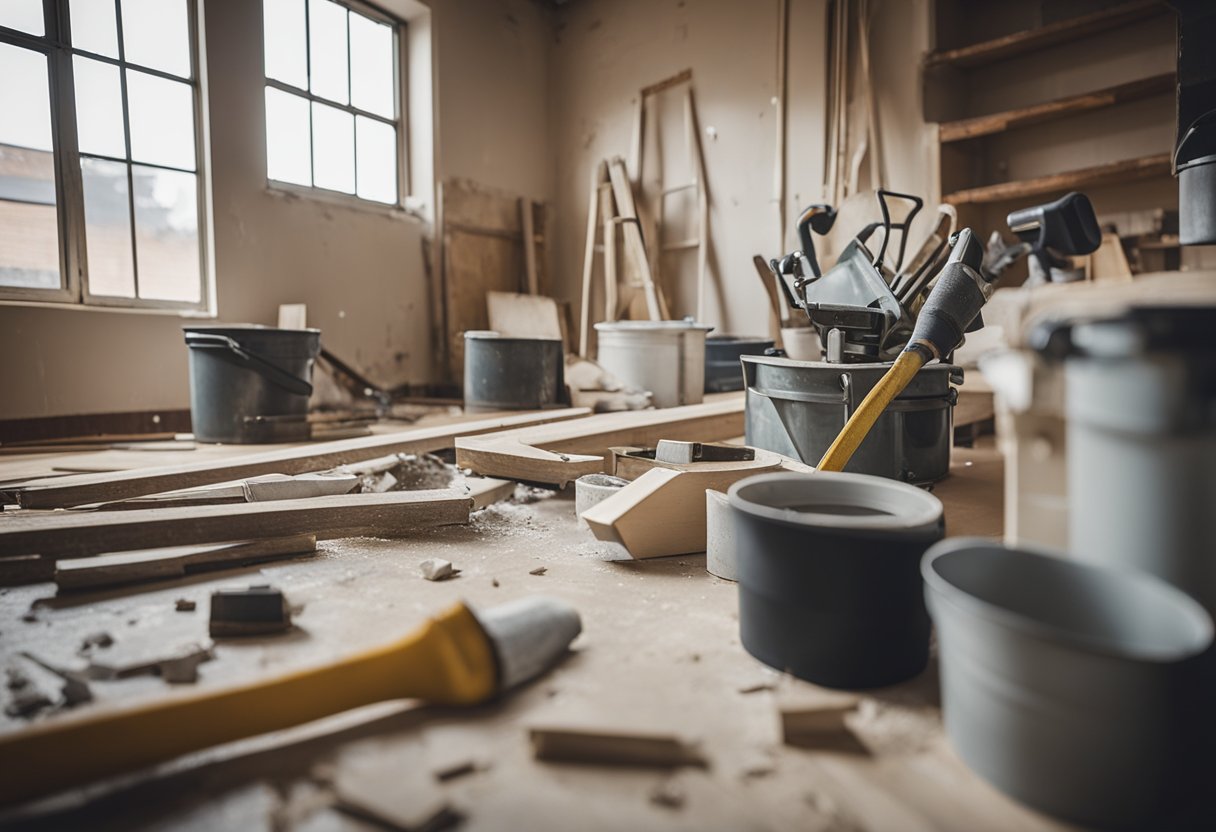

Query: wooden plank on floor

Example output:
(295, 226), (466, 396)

(0, 491), (471, 560)
(455, 397), (745, 486)
(12, 410), (588, 510)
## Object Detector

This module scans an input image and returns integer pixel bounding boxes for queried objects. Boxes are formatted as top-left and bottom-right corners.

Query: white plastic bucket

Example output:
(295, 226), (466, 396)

(594, 320), (714, 408)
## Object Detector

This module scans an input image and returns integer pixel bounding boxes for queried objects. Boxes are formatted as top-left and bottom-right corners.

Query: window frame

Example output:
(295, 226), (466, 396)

(0, 0), (211, 313)
(262, 0), (409, 210)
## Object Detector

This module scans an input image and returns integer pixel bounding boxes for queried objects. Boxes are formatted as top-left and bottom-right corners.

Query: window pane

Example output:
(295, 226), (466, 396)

(311, 102), (354, 193)
(0, 44), (54, 153)
(309, 0), (348, 105)
(74, 57), (126, 158)
(0, 146), (60, 290)
(0, 0), (44, 36)
(132, 165), (199, 302)
(350, 13), (394, 118)
(70, 0), (120, 58)
(265, 87), (311, 185)
(264, 0), (306, 89)
(0, 45), (59, 290)
(356, 117), (396, 204)
(120, 0), (191, 78)
(81, 157), (135, 297)
(126, 70), (196, 170)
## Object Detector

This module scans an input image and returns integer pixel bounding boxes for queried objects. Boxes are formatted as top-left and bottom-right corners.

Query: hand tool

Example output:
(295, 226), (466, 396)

(1007, 191), (1101, 284)
(0, 596), (581, 808)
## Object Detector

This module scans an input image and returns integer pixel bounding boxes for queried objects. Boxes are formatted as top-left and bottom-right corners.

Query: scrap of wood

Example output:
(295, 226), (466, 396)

(333, 762), (463, 832)
(780, 694), (860, 748)
(0, 491), (469, 561)
(465, 477), (516, 510)
(13, 409), (589, 509)
(583, 446), (812, 559)
(53, 535), (319, 591)
(93, 472), (358, 510)
(454, 398), (744, 487)
(529, 727), (706, 768)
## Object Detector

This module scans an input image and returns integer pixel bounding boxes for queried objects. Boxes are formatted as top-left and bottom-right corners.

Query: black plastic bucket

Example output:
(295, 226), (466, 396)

(183, 325), (320, 443)
(464, 331), (565, 412)
(704, 335), (775, 393)
(729, 471), (944, 689)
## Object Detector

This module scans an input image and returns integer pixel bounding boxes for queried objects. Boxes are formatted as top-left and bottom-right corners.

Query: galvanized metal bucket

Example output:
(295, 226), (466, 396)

(463, 331), (565, 412)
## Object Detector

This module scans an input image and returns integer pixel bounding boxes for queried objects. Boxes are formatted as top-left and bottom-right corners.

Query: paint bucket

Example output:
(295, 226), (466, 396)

(705, 490), (737, 580)
(463, 332), (565, 412)
(594, 320), (714, 408)
(1058, 306), (1216, 616)
(743, 355), (958, 483)
(729, 471), (944, 688)
(183, 325), (320, 444)
(923, 538), (1213, 827)
(703, 335), (774, 393)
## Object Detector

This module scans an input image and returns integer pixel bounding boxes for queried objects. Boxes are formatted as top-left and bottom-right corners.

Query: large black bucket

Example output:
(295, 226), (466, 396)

(729, 471), (944, 689)
(184, 325), (320, 443)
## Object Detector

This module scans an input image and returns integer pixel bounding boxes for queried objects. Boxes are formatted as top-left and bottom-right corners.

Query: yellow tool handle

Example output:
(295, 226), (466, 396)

(0, 602), (497, 808)
(817, 349), (926, 472)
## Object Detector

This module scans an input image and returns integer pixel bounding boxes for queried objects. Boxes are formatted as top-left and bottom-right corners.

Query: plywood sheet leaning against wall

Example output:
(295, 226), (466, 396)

(454, 398), (744, 486)
(12, 410), (588, 509)
(439, 178), (548, 381)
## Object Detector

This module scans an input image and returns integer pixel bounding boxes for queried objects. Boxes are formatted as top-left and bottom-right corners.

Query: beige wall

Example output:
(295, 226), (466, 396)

(546, 0), (936, 339)
(0, 0), (554, 421)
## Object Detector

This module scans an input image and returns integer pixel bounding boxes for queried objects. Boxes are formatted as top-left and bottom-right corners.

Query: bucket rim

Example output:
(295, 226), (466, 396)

(727, 471), (943, 534)
(594, 320), (715, 333)
(922, 537), (1215, 664)
(183, 324), (322, 335)
(464, 330), (563, 344)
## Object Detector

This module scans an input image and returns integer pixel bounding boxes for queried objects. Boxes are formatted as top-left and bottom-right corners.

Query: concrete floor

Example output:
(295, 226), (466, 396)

(0, 447), (1082, 832)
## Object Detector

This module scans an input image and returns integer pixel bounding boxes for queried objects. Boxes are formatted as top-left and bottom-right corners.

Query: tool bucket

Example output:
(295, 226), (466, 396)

(183, 325), (320, 443)
(704, 335), (774, 393)
(729, 471), (943, 688)
(923, 538), (1213, 827)
(463, 331), (566, 412)
(594, 320), (714, 408)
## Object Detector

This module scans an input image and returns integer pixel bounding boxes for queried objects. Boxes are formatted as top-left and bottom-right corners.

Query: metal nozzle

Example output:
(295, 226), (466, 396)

(475, 596), (582, 692)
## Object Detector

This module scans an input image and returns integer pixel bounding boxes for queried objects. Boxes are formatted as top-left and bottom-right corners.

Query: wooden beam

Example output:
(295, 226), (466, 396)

(12, 410), (588, 509)
(943, 153), (1170, 206)
(0, 491), (471, 560)
(939, 74), (1174, 142)
(454, 397), (745, 487)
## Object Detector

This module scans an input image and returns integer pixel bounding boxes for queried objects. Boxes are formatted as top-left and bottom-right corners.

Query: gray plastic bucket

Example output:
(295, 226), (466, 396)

(729, 471), (944, 688)
(183, 325), (320, 444)
(704, 335), (774, 393)
(463, 331), (565, 412)
(923, 538), (1213, 827)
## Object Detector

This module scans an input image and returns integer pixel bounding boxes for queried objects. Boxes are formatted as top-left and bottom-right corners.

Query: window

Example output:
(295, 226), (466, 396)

(263, 0), (403, 206)
(0, 0), (208, 309)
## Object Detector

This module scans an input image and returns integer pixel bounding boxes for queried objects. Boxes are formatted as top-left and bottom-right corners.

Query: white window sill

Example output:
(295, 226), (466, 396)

(266, 180), (430, 224)
(0, 298), (216, 317)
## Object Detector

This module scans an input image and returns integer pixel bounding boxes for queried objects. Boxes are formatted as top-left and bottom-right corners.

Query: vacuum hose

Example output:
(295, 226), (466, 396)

(817, 229), (992, 473)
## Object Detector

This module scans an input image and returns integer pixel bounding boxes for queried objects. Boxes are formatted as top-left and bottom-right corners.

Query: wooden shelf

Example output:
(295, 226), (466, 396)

(925, 1), (1169, 69)
(943, 153), (1172, 206)
(939, 73), (1175, 142)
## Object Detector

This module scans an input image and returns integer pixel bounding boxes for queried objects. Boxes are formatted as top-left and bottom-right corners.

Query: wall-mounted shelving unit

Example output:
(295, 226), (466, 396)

(924, 0), (1181, 279)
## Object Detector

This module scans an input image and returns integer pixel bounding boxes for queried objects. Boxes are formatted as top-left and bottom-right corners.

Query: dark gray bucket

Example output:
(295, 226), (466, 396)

(923, 538), (1213, 827)
(729, 472), (944, 689)
(743, 355), (958, 483)
(464, 331), (565, 412)
(184, 325), (320, 444)
(704, 335), (775, 393)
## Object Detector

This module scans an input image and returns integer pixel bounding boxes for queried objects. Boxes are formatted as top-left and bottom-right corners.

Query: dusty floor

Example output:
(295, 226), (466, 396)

(0, 448), (1081, 832)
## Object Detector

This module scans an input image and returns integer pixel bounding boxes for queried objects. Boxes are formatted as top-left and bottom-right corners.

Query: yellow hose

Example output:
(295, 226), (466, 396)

(0, 602), (497, 808)
(817, 349), (927, 472)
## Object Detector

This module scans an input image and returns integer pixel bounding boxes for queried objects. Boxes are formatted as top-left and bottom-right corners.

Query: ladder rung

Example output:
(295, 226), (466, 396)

(661, 183), (698, 195)
(661, 239), (700, 251)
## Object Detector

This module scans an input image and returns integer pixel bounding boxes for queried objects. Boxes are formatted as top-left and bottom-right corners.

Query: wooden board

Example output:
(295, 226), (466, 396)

(12, 410), (588, 509)
(486, 292), (565, 341)
(454, 397), (745, 487)
(54, 535), (320, 591)
(0, 490), (471, 560)
(943, 153), (1171, 206)
(939, 73), (1174, 143)
(584, 447), (811, 558)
